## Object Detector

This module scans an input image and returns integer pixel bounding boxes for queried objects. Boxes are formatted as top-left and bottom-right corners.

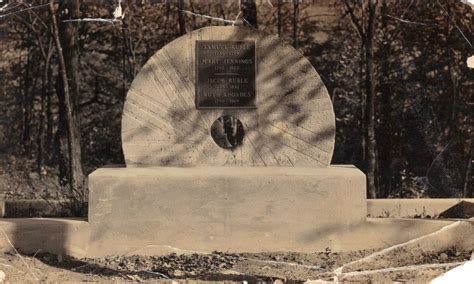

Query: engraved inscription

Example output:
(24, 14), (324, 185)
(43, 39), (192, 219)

(196, 40), (256, 109)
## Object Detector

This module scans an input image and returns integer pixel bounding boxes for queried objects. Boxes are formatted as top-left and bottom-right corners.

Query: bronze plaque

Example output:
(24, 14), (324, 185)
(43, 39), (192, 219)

(195, 40), (256, 109)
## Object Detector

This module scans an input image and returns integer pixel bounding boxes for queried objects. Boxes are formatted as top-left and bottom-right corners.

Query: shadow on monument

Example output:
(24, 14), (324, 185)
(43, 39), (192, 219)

(122, 27), (335, 167)
(4, 218), (80, 280)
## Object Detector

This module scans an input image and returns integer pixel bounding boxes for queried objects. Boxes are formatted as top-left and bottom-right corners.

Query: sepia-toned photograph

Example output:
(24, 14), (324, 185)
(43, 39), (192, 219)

(0, 0), (473, 282)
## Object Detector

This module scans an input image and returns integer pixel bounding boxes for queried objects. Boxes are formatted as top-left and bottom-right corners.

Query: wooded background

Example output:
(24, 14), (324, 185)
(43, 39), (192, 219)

(0, 0), (472, 214)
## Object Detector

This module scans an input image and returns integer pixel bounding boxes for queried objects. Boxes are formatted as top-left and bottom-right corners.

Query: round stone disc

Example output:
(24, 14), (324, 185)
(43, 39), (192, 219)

(122, 26), (335, 167)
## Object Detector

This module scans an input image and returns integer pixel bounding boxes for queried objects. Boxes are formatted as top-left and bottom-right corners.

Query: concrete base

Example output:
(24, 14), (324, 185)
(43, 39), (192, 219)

(88, 166), (366, 256)
(0, 218), (457, 258)
(0, 218), (90, 257)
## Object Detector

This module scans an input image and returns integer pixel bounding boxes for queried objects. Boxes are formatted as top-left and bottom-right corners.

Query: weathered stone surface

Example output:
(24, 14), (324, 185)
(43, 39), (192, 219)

(88, 166), (365, 255)
(0, 217), (457, 258)
(0, 218), (90, 258)
(122, 26), (335, 167)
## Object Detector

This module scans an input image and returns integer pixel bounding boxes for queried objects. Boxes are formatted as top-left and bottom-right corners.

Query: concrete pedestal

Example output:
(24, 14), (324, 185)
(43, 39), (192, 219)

(88, 166), (366, 256)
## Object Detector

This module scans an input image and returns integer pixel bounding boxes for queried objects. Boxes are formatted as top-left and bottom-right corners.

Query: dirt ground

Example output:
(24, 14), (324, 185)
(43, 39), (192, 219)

(0, 248), (471, 282)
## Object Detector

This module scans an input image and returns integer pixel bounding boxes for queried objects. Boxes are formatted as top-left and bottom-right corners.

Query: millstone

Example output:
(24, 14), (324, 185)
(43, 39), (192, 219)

(122, 26), (335, 167)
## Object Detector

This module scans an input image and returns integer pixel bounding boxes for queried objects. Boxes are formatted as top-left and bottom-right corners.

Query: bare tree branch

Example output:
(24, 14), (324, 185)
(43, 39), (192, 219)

(0, 3), (49, 20)
(385, 14), (439, 27)
(342, 0), (365, 39)
(436, 0), (472, 48)
(181, 9), (237, 25)
(62, 18), (121, 25)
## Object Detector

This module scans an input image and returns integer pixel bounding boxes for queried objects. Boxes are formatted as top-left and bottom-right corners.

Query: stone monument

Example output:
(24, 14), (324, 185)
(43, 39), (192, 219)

(88, 26), (366, 256)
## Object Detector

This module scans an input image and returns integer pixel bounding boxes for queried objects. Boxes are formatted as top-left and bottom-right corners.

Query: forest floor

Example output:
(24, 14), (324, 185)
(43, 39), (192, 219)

(0, 157), (64, 201)
(0, 248), (471, 282)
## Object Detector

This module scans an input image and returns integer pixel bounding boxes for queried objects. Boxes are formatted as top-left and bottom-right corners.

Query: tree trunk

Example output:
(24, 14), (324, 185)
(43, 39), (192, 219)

(277, 0), (282, 37)
(219, 0), (227, 26)
(342, 0), (368, 177)
(37, 41), (53, 177)
(359, 51), (366, 167)
(293, 0), (299, 48)
(240, 0), (257, 28)
(58, 0), (81, 112)
(463, 139), (472, 197)
(49, 0), (85, 214)
(46, 63), (54, 159)
(377, 0), (391, 197)
(54, 76), (69, 186)
(365, 0), (378, 198)
(177, 0), (186, 35)
(121, 7), (128, 100)
(22, 51), (31, 155)
(443, 3), (459, 140)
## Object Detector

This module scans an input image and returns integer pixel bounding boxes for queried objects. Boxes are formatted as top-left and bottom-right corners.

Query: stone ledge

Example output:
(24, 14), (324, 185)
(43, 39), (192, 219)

(0, 218), (89, 258)
(0, 218), (456, 258)
(89, 165), (364, 178)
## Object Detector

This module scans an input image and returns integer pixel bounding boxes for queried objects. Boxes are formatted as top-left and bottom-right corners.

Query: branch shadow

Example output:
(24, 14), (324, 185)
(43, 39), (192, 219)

(122, 26), (335, 168)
